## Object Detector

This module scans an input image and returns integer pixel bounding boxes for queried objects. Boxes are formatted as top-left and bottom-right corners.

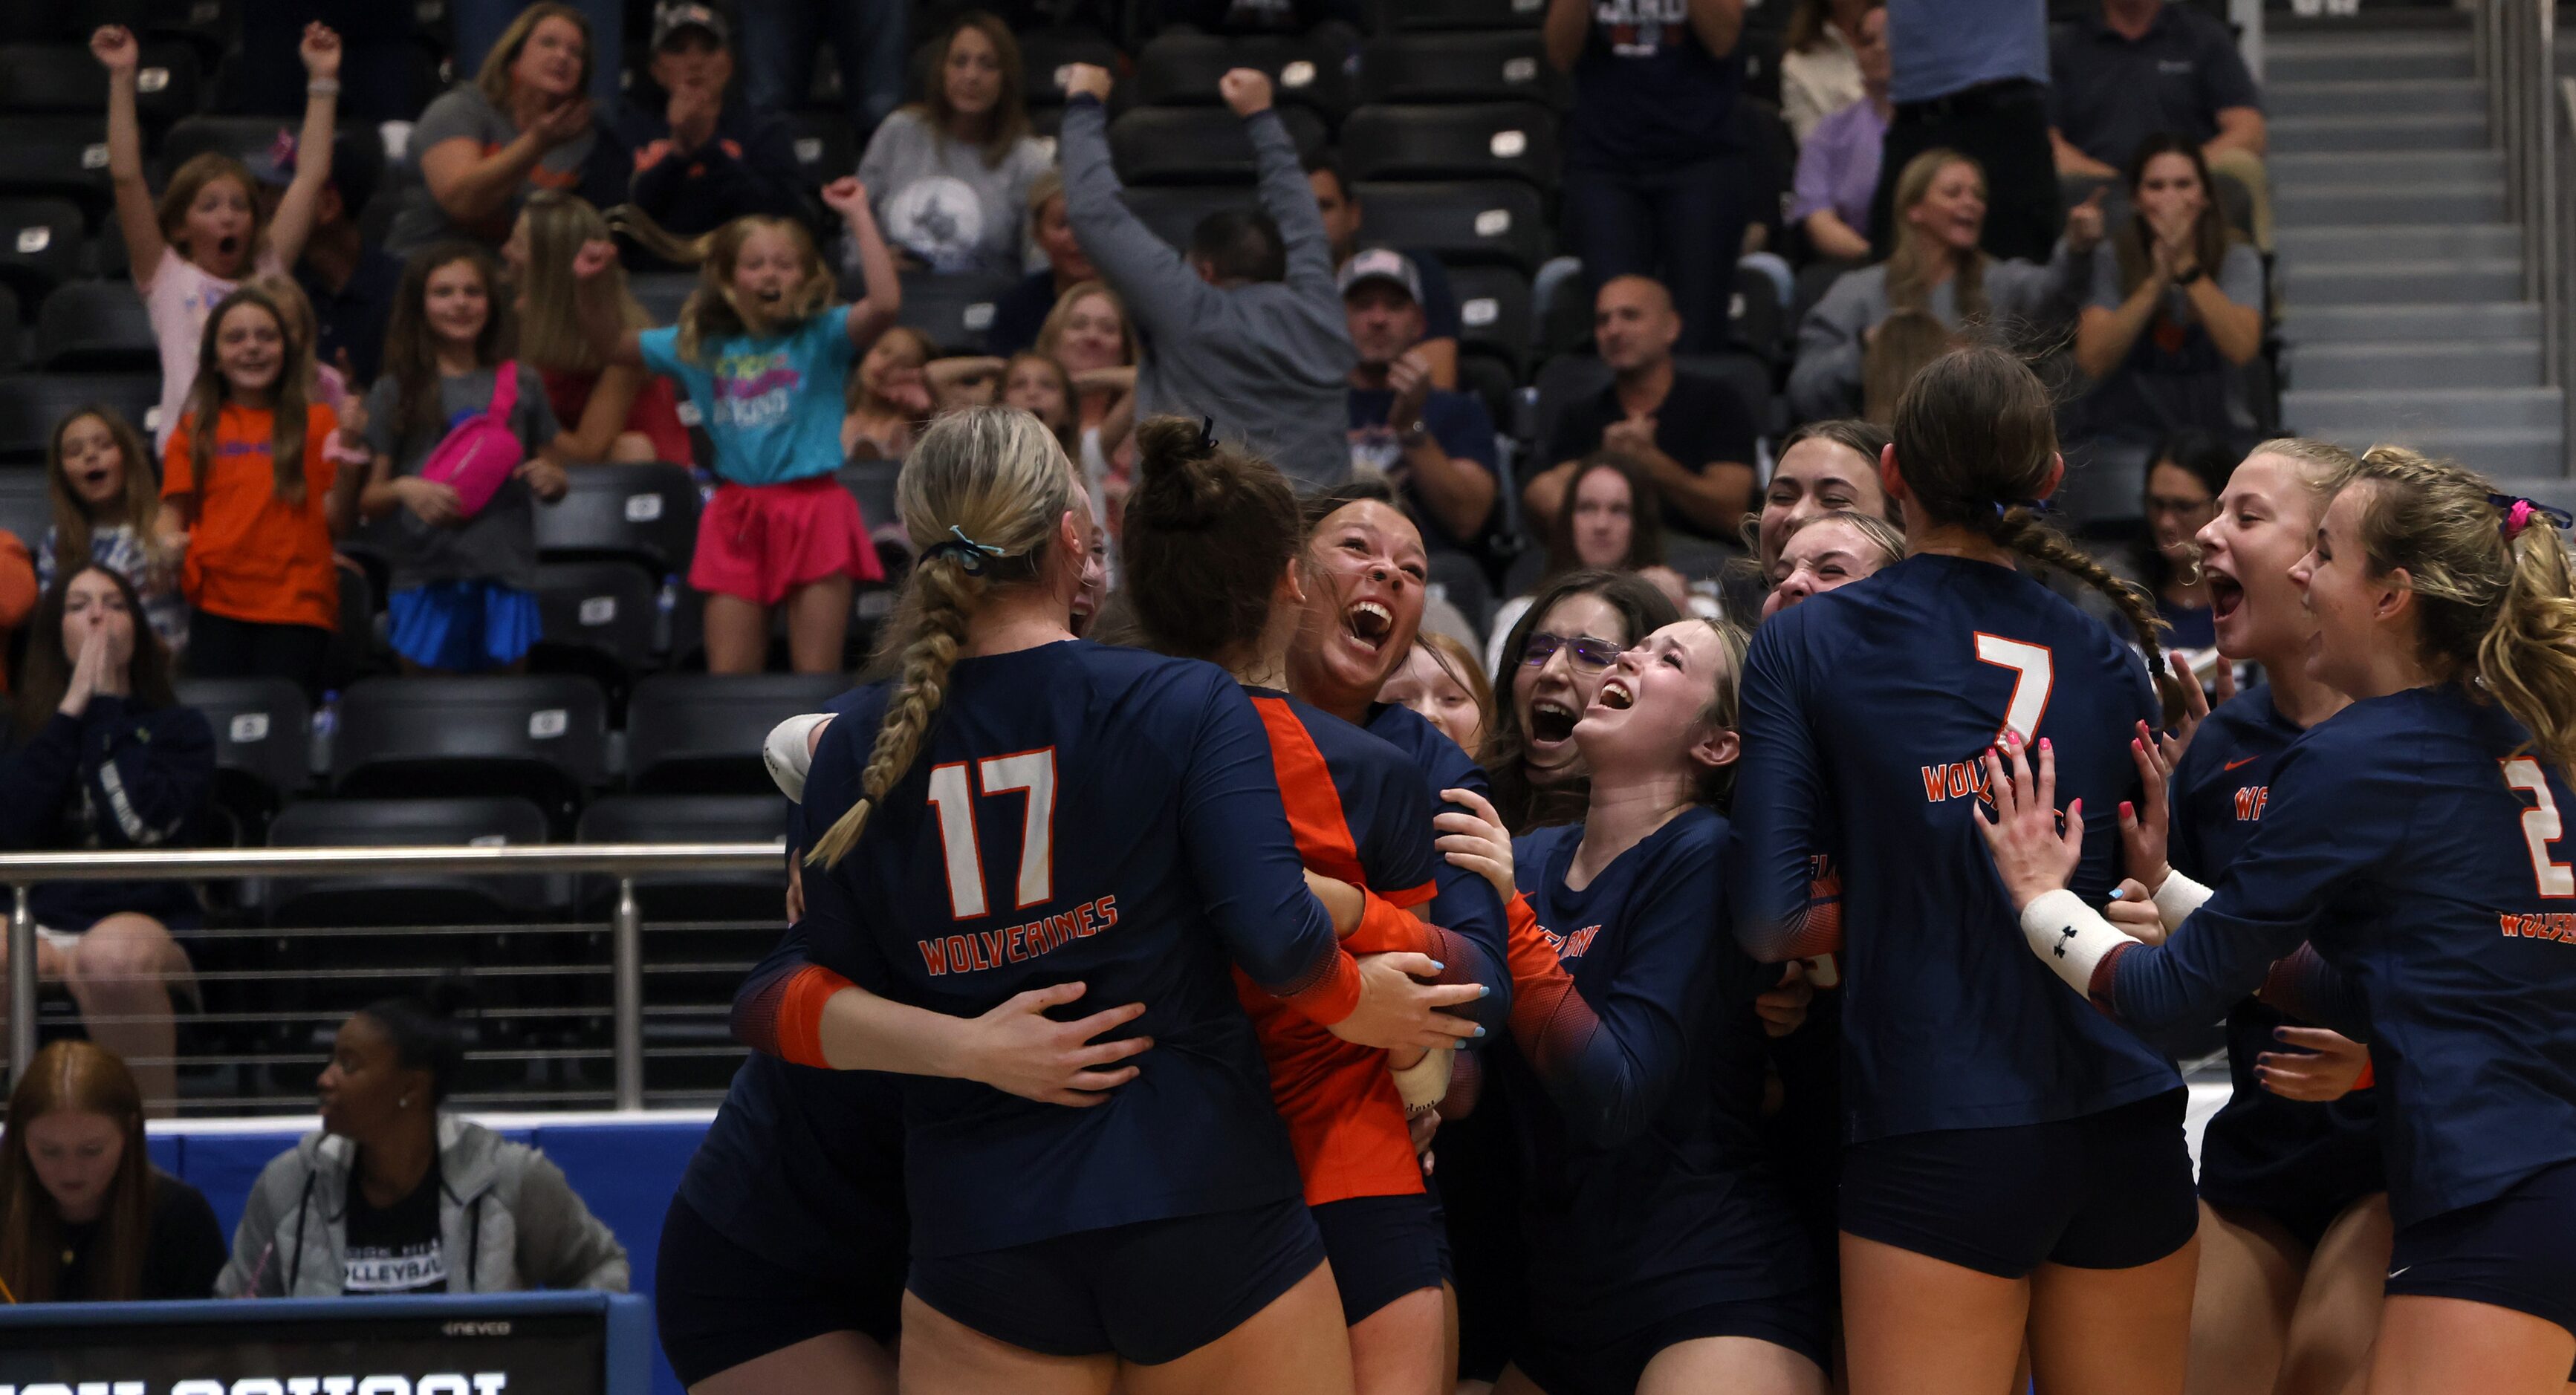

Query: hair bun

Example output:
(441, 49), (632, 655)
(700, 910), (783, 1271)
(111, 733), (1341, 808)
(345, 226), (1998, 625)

(1133, 414), (1231, 531)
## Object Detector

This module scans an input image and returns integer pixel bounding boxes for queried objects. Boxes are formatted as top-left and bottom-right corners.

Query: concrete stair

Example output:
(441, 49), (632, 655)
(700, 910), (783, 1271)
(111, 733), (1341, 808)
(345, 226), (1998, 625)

(2273, 20), (2563, 475)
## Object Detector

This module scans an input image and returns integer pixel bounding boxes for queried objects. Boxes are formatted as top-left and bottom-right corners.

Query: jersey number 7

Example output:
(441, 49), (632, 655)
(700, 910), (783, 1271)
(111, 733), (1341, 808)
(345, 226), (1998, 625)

(2502, 756), (2575, 897)
(1973, 634), (2054, 746)
(926, 749), (1060, 919)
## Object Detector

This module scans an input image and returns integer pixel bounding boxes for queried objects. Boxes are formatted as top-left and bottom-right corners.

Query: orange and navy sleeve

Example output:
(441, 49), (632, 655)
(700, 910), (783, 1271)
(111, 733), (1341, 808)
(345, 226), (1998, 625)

(730, 924), (856, 1067)
(1351, 744), (1512, 1035)
(1507, 846), (1722, 1149)
(1732, 622), (1831, 963)
(1182, 679), (1360, 1025)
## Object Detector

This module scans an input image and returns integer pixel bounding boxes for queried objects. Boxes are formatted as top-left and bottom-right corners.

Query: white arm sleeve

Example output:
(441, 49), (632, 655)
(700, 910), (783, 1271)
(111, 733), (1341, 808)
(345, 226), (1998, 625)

(2152, 869), (2213, 933)
(763, 713), (833, 801)
(2019, 889), (2140, 997)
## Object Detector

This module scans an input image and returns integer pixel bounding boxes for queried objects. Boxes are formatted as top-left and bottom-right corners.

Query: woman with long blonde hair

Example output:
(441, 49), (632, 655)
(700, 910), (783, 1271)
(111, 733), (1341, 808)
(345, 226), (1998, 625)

(505, 191), (691, 464)
(0, 1041), (224, 1302)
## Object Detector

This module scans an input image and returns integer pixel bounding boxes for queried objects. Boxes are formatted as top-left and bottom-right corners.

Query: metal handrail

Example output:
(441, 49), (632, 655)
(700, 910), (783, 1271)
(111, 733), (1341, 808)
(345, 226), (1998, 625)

(2482, 0), (2568, 469)
(3, 843), (785, 1111)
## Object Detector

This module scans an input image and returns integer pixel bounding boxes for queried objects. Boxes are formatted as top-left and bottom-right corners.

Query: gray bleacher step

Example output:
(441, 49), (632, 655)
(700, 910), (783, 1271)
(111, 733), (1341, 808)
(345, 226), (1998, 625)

(2284, 339), (2546, 391)
(2281, 256), (2524, 305)
(2268, 148), (2502, 186)
(2275, 222), (2521, 262)
(2282, 386), (2563, 433)
(2280, 301), (2540, 344)
(2275, 181), (2505, 225)
(2265, 78), (2484, 119)
(2265, 36), (2471, 84)
(2270, 111), (2486, 153)
(2277, 425), (2566, 476)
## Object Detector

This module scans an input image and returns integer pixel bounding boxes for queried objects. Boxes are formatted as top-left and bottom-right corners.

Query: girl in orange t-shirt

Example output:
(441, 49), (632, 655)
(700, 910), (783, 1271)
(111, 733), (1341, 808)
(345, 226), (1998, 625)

(159, 286), (358, 695)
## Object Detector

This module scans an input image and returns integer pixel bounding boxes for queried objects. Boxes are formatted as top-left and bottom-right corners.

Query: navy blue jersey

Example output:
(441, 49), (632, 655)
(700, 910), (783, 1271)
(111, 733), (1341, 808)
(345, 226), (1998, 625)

(2107, 684), (2576, 1226)
(1366, 700), (1514, 1027)
(1734, 553), (2180, 1140)
(2170, 685), (2384, 1215)
(793, 640), (1351, 1255)
(1503, 810), (1815, 1336)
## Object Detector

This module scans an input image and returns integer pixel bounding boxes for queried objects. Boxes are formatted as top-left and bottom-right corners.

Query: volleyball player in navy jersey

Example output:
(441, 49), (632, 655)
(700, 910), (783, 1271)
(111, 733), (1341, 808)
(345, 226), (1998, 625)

(2111, 438), (2390, 1395)
(747, 407), (1484, 1394)
(1986, 446), (2576, 1394)
(1733, 346), (2201, 1395)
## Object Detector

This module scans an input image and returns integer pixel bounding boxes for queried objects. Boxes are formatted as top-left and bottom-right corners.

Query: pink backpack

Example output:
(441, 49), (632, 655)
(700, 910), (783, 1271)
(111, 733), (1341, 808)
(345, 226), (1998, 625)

(419, 362), (527, 518)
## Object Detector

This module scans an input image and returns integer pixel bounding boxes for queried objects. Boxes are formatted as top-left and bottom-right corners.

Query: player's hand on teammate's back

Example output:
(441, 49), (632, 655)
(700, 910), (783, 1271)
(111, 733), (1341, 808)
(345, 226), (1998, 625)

(1331, 953), (1487, 1051)
(956, 981), (1153, 1107)
(1976, 732), (2085, 911)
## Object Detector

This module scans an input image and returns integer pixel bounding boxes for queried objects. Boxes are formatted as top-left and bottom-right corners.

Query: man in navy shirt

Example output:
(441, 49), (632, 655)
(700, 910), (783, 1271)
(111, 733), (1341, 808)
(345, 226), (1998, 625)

(1343, 250), (1499, 559)
(1308, 155), (1464, 390)
(1870, 0), (2059, 262)
(253, 129), (399, 386)
(2050, 0), (2271, 245)
(614, 4), (814, 252)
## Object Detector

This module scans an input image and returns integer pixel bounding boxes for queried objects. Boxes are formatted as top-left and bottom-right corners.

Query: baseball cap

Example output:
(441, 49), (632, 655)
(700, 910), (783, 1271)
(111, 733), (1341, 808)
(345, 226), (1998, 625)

(1337, 247), (1422, 305)
(249, 129), (384, 214)
(652, 1), (729, 50)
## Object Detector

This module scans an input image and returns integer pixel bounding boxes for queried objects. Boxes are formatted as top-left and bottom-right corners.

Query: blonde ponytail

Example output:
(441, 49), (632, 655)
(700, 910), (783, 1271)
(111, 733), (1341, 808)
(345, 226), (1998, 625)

(2484, 509), (2576, 778)
(806, 407), (1079, 868)
(605, 207), (831, 365)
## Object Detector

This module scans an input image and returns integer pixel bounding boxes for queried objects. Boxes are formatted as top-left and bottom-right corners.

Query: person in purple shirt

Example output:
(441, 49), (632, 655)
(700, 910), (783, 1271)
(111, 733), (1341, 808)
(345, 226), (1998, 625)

(1791, 4), (1890, 267)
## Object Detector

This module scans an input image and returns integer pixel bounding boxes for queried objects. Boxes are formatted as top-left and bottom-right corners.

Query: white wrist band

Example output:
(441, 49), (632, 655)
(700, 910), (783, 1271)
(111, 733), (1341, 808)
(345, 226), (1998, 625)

(2020, 889), (2136, 998)
(1392, 1047), (1453, 1111)
(763, 713), (831, 801)
(2152, 870), (2213, 933)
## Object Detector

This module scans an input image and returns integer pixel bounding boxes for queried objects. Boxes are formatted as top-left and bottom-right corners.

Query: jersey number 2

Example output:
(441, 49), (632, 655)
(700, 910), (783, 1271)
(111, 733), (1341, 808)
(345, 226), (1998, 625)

(1974, 635), (2054, 745)
(926, 749), (1059, 919)
(2502, 757), (2575, 897)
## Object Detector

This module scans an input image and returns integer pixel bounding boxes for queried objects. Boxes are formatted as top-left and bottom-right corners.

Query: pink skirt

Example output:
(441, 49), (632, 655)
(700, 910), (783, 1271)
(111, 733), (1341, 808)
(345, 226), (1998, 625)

(690, 475), (886, 607)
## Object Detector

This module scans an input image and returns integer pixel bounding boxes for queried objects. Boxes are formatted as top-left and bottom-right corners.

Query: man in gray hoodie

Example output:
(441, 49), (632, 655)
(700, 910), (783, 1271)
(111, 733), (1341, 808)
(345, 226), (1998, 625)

(1059, 64), (1356, 490)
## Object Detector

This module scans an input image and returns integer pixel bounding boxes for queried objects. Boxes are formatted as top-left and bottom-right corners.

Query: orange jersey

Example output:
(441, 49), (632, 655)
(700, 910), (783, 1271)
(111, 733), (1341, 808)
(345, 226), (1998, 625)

(163, 402), (340, 631)
(1237, 691), (1441, 1206)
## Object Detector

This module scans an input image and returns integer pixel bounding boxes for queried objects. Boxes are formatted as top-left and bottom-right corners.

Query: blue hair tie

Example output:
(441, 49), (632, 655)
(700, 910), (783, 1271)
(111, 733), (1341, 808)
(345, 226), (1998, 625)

(921, 524), (1008, 576)
(1993, 498), (2052, 521)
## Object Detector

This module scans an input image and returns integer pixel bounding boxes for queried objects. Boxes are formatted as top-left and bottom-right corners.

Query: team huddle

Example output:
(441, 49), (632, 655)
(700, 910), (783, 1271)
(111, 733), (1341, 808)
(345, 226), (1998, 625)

(647, 346), (2576, 1395)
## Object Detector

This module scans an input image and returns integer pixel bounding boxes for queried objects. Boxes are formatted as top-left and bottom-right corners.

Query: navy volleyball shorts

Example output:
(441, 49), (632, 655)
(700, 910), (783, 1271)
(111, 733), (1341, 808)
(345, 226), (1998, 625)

(1312, 1191), (1450, 1324)
(655, 1194), (903, 1386)
(2385, 1157), (2576, 1342)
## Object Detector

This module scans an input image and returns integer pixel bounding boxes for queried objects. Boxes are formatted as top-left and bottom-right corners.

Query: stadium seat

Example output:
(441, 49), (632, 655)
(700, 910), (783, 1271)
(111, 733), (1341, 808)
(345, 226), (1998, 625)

(625, 672), (847, 794)
(1448, 262), (1532, 371)
(1109, 104), (1331, 186)
(528, 559), (661, 708)
(175, 676), (312, 843)
(0, 119), (117, 227)
(0, 371), (160, 463)
(0, 470), (50, 553)
(1738, 27), (1784, 107)
(262, 795), (556, 928)
(1340, 103), (1560, 187)
(1017, 30), (1124, 111)
(782, 110), (854, 190)
(330, 674), (610, 833)
(0, 283), (18, 370)
(895, 268), (1017, 353)
(1534, 258), (1591, 359)
(1358, 32), (1563, 107)
(574, 793), (788, 920)
(627, 272), (696, 325)
(0, 45), (200, 125)
(1135, 33), (1354, 126)
(839, 457), (902, 543)
(1728, 264), (1787, 365)
(1376, 0), (1548, 30)
(36, 280), (156, 371)
(1456, 350), (1518, 436)
(0, 199), (90, 307)
(1348, 180), (1547, 273)
(1119, 184), (1254, 253)
(533, 461), (701, 575)
(160, 114), (293, 169)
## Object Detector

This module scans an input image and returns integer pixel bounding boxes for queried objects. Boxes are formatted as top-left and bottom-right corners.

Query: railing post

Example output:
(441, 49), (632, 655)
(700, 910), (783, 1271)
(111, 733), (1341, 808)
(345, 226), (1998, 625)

(9, 885), (33, 1087)
(613, 877), (643, 1111)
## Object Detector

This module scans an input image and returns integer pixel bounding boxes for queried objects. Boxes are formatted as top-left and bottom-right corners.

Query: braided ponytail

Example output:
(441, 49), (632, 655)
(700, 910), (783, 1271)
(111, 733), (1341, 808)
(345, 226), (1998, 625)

(1890, 345), (2190, 725)
(807, 408), (1078, 868)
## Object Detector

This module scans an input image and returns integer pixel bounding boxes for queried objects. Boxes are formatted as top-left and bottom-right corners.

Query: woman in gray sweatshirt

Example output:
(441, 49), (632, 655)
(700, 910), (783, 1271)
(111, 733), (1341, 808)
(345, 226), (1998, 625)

(1789, 146), (2103, 423)
(216, 992), (627, 1297)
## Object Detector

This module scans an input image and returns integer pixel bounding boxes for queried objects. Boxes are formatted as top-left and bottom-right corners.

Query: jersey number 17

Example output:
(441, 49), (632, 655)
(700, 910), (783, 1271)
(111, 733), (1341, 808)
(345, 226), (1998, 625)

(926, 749), (1060, 919)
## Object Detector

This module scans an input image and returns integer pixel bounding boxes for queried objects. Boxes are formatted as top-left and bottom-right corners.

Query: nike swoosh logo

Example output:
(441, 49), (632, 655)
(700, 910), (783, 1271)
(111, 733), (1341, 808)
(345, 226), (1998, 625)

(2224, 757), (2258, 771)
(2387, 1266), (2411, 1281)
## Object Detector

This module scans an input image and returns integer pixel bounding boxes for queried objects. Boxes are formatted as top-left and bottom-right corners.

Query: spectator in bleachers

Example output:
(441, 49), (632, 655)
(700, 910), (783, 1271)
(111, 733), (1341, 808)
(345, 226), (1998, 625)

(1545, 0), (1751, 357)
(2051, 0), (2270, 247)
(0, 539), (33, 721)
(857, 11), (1052, 277)
(389, 4), (632, 258)
(1482, 568), (1680, 831)
(251, 129), (400, 389)
(737, 0), (909, 149)
(1036, 281), (1141, 505)
(1379, 631), (1494, 761)
(1487, 451), (1690, 672)
(1, 566), (212, 1111)
(1758, 505), (1904, 619)
(1789, 4), (1892, 267)
(986, 170), (1101, 358)
(0, 1041), (225, 1301)
(452, 0), (627, 108)
(614, 3), (814, 248)
(160, 287), (363, 696)
(95, 22), (343, 451)
(217, 991), (631, 1296)
(2095, 426), (2231, 663)
(505, 193), (693, 465)
(1341, 250), (1497, 559)
(1527, 276), (1757, 547)
(1869, 0), (2056, 263)
(1061, 64), (1357, 490)
(2070, 135), (2265, 446)
(355, 244), (568, 675)
(1791, 147), (2101, 422)
(1308, 154), (1462, 389)
(841, 325), (936, 460)
(1779, 0), (1882, 143)
(39, 409), (190, 663)
(247, 276), (353, 417)
(1002, 351), (1082, 460)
